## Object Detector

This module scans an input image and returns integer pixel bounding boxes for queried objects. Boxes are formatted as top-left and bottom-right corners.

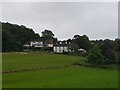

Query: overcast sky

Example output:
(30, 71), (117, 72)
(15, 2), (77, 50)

(2, 2), (118, 40)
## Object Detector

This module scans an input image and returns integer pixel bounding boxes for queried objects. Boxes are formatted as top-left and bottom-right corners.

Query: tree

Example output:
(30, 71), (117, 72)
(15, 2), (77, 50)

(100, 39), (116, 64)
(72, 35), (91, 51)
(115, 38), (120, 64)
(87, 45), (104, 65)
(73, 35), (80, 39)
(53, 38), (58, 44)
(41, 30), (54, 46)
(2, 22), (40, 52)
(71, 43), (79, 52)
(67, 39), (72, 44)
(41, 30), (54, 40)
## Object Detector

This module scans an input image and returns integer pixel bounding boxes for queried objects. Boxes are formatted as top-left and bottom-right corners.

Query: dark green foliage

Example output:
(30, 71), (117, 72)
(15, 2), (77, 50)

(41, 29), (54, 40)
(115, 39), (120, 64)
(72, 35), (91, 51)
(88, 45), (104, 65)
(116, 52), (120, 64)
(41, 29), (55, 52)
(2, 22), (40, 52)
(53, 38), (58, 44)
(70, 43), (79, 52)
(100, 39), (116, 64)
(91, 39), (117, 64)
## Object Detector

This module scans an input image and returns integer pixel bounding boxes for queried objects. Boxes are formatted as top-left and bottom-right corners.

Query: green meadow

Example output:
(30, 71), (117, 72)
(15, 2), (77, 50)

(2, 52), (118, 88)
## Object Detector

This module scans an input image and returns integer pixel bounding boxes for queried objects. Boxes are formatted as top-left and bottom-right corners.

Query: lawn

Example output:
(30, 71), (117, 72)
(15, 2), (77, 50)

(2, 52), (118, 88)
(2, 52), (85, 71)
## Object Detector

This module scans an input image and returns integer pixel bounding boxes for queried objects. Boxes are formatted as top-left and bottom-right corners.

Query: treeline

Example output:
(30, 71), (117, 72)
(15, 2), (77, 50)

(88, 39), (120, 65)
(66, 35), (120, 64)
(2, 22), (40, 52)
(1, 22), (120, 64)
(67, 35), (91, 52)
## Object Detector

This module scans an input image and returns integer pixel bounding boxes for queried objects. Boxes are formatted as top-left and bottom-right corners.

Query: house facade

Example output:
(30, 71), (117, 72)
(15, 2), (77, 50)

(30, 38), (53, 48)
(53, 45), (69, 53)
(23, 39), (71, 53)
(30, 39), (44, 47)
(44, 39), (53, 47)
(53, 41), (71, 53)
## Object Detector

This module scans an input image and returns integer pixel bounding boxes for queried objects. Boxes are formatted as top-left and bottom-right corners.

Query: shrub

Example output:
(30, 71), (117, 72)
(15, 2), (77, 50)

(87, 45), (104, 65)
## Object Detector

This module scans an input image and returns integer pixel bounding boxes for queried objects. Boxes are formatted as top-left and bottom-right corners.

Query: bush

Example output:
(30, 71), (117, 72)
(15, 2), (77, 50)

(87, 45), (104, 65)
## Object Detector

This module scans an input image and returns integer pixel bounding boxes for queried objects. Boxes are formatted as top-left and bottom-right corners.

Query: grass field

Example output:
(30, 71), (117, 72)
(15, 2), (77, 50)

(3, 52), (85, 71)
(2, 52), (118, 88)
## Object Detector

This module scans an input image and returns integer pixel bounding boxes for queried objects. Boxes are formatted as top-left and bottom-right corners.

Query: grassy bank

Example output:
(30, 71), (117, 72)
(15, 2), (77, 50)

(2, 52), (118, 88)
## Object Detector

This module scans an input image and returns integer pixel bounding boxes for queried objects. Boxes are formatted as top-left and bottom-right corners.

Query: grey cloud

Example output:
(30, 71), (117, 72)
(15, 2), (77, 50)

(2, 2), (118, 40)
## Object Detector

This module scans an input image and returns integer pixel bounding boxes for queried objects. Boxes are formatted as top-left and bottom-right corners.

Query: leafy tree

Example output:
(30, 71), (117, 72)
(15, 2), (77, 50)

(73, 35), (80, 39)
(115, 38), (120, 64)
(67, 39), (72, 44)
(41, 30), (55, 50)
(87, 45), (104, 65)
(41, 30), (54, 40)
(2, 22), (40, 52)
(71, 43), (79, 52)
(41, 30), (55, 47)
(72, 35), (91, 51)
(91, 39), (103, 47)
(53, 38), (58, 44)
(100, 39), (116, 64)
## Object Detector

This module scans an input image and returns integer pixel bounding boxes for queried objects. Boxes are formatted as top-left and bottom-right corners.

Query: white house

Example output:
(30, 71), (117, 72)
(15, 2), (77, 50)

(30, 39), (44, 47)
(47, 44), (53, 47)
(30, 39), (54, 48)
(44, 39), (53, 47)
(53, 41), (71, 53)
(53, 45), (68, 53)
(23, 39), (71, 53)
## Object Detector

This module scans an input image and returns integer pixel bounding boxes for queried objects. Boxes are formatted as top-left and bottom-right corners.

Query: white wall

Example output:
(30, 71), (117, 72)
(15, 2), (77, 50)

(53, 46), (68, 53)
(47, 44), (53, 47)
(30, 41), (43, 47)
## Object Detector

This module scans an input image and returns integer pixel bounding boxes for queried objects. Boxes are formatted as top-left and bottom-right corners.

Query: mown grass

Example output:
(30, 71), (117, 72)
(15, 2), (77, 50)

(3, 66), (118, 88)
(3, 52), (85, 71)
(2, 52), (118, 88)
